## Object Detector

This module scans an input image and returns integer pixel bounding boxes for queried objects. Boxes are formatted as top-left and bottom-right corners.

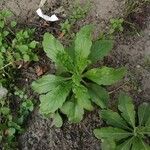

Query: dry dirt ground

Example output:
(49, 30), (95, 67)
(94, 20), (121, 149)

(0, 0), (150, 150)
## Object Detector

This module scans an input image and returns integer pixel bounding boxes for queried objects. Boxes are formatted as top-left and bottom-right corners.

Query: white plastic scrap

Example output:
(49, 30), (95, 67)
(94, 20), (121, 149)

(36, 8), (59, 22)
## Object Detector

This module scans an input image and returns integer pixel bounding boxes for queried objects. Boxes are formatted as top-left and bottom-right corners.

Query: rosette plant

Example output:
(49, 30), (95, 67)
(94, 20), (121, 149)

(94, 93), (150, 150)
(32, 25), (126, 127)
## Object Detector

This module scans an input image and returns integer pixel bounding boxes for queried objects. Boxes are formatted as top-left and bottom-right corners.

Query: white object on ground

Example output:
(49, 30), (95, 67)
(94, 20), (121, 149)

(36, 8), (59, 22)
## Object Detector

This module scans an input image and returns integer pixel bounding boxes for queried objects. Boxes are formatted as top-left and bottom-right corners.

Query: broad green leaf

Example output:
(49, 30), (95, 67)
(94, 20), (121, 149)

(73, 84), (93, 111)
(61, 101), (84, 123)
(74, 25), (93, 73)
(42, 33), (64, 63)
(56, 51), (74, 72)
(88, 83), (109, 108)
(118, 92), (135, 128)
(116, 137), (133, 150)
(132, 138), (150, 150)
(32, 74), (65, 94)
(93, 127), (131, 141)
(146, 117), (150, 127)
(101, 109), (130, 130)
(89, 40), (113, 63)
(39, 81), (71, 114)
(53, 112), (63, 128)
(101, 139), (116, 150)
(140, 126), (150, 135)
(138, 103), (150, 126)
(65, 44), (75, 60)
(84, 67), (126, 85)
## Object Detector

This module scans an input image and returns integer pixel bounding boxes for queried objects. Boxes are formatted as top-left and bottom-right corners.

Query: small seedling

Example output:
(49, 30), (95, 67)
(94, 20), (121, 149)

(94, 92), (150, 150)
(0, 87), (34, 149)
(60, 0), (90, 35)
(32, 25), (126, 127)
(109, 18), (124, 35)
(0, 10), (38, 73)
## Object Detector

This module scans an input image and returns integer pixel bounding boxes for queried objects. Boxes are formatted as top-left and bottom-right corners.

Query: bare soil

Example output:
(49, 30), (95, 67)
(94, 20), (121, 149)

(0, 0), (150, 149)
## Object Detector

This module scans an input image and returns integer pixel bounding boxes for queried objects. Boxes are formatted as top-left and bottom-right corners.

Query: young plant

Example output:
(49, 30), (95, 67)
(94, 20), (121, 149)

(0, 87), (34, 149)
(32, 25), (126, 127)
(94, 92), (150, 150)
(109, 18), (124, 35)
(0, 10), (38, 73)
(60, 0), (90, 35)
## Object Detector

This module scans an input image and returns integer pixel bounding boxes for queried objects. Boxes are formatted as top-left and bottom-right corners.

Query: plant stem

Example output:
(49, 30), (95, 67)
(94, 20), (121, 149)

(0, 62), (12, 70)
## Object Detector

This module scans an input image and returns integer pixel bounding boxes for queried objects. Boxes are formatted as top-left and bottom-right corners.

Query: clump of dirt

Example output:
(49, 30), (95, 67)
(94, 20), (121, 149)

(18, 110), (101, 150)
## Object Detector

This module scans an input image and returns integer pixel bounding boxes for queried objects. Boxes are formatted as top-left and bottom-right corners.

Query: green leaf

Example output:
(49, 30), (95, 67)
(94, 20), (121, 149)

(17, 45), (28, 52)
(39, 81), (71, 114)
(73, 84), (93, 111)
(116, 137), (133, 150)
(11, 21), (17, 27)
(23, 54), (30, 61)
(1, 107), (10, 115)
(42, 33), (64, 63)
(3, 30), (9, 36)
(61, 101), (84, 123)
(22, 100), (34, 111)
(56, 51), (74, 72)
(146, 117), (150, 127)
(101, 139), (116, 150)
(140, 126), (150, 135)
(3, 10), (13, 17)
(138, 103), (150, 126)
(29, 41), (37, 49)
(89, 40), (113, 63)
(53, 112), (63, 128)
(65, 44), (75, 60)
(101, 109), (130, 130)
(132, 138), (150, 150)
(7, 128), (16, 136)
(84, 67), (126, 85)
(88, 83), (109, 108)
(74, 25), (93, 73)
(93, 127), (131, 141)
(32, 75), (65, 94)
(118, 92), (135, 128)
(0, 21), (4, 28)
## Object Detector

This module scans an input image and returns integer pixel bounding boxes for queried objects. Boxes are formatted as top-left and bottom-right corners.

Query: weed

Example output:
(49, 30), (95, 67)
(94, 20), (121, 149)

(109, 18), (124, 35)
(0, 86), (34, 149)
(0, 10), (38, 85)
(60, 0), (90, 35)
(94, 92), (150, 149)
(32, 25), (126, 127)
(0, 10), (36, 149)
